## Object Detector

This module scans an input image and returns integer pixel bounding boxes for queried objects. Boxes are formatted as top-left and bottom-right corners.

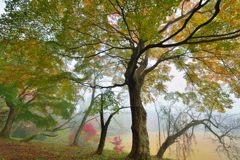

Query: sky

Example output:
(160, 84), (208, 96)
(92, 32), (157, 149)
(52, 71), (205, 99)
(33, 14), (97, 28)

(0, 0), (5, 15)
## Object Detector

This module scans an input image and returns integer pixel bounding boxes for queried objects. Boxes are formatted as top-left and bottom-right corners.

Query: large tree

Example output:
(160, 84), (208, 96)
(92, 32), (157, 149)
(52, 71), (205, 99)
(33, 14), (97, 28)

(1, 0), (240, 159)
(0, 36), (77, 138)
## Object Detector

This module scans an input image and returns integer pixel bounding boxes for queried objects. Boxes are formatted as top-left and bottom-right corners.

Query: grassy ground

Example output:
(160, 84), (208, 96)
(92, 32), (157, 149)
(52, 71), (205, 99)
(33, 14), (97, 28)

(108, 132), (225, 160)
(0, 138), (127, 160)
(0, 138), (172, 160)
(0, 131), (224, 160)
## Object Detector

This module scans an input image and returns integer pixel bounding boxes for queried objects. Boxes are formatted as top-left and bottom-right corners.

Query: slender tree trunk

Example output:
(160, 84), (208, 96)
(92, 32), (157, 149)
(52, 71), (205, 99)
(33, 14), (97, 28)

(96, 94), (107, 155)
(157, 137), (175, 159)
(155, 106), (161, 149)
(0, 101), (16, 138)
(95, 94), (124, 155)
(156, 120), (205, 159)
(72, 88), (96, 145)
(127, 82), (150, 160)
(72, 113), (88, 145)
(95, 126), (108, 155)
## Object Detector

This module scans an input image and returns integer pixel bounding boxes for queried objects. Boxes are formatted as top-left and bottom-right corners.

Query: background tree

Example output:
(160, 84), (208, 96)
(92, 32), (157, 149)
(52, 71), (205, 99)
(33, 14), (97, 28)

(19, 110), (82, 142)
(90, 89), (127, 155)
(0, 36), (77, 138)
(71, 58), (111, 145)
(154, 100), (240, 160)
(72, 87), (96, 145)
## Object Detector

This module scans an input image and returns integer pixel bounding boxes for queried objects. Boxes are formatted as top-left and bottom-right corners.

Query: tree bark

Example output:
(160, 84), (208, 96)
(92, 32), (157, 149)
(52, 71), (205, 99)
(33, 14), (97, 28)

(127, 81), (150, 160)
(0, 101), (16, 138)
(72, 112), (88, 145)
(95, 94), (126, 155)
(95, 125), (108, 154)
(72, 88), (95, 145)
(156, 120), (205, 159)
(157, 137), (175, 159)
(95, 94), (109, 155)
(124, 44), (150, 160)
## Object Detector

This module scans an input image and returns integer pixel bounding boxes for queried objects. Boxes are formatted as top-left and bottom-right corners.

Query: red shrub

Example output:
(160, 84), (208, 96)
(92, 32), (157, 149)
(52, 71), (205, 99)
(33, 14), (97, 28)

(111, 136), (124, 153)
(83, 123), (97, 136)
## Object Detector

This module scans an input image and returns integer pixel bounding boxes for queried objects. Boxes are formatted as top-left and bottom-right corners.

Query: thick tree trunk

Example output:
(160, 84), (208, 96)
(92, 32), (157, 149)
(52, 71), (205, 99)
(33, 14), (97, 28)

(125, 42), (150, 159)
(95, 126), (108, 155)
(127, 83), (150, 160)
(0, 102), (16, 138)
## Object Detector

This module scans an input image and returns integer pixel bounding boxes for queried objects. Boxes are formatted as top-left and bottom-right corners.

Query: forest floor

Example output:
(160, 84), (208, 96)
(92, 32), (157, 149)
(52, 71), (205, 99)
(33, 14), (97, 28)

(0, 138), (174, 160)
(0, 138), (127, 160)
